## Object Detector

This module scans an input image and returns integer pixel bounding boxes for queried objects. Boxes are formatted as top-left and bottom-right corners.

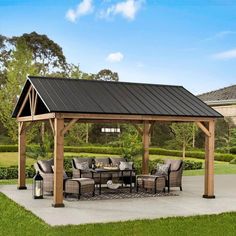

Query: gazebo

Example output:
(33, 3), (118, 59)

(12, 76), (222, 207)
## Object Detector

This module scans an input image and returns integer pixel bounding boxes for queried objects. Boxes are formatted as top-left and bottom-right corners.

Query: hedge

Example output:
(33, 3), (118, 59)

(230, 147), (236, 154)
(0, 145), (18, 152)
(1, 145), (236, 163)
(0, 160), (73, 179)
(0, 166), (35, 179)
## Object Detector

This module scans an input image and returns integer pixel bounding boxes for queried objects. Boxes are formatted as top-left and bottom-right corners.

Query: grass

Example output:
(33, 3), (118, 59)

(0, 152), (35, 167)
(1, 192), (236, 235)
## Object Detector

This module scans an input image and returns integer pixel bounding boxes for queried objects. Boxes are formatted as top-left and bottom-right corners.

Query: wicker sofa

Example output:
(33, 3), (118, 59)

(72, 157), (135, 185)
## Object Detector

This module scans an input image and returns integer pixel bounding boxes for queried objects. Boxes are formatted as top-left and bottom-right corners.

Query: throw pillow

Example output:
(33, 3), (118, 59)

(75, 161), (89, 171)
(156, 164), (170, 176)
(110, 157), (126, 166)
(119, 161), (133, 170)
(38, 159), (53, 173)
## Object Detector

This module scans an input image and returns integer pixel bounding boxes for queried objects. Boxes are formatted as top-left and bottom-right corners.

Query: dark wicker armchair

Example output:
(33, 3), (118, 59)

(164, 159), (183, 192)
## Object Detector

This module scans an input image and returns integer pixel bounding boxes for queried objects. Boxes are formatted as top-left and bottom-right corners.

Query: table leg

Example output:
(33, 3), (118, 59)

(121, 171), (123, 188)
(130, 170), (132, 193)
(99, 172), (102, 195)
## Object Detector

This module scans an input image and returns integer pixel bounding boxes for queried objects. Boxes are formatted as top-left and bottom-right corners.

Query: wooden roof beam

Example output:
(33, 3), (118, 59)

(56, 113), (216, 123)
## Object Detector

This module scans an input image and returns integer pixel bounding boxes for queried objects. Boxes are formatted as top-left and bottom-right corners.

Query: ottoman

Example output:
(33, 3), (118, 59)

(143, 176), (166, 193)
(64, 178), (95, 199)
(136, 175), (166, 194)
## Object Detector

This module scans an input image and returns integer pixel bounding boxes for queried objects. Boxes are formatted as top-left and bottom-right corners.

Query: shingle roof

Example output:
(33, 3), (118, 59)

(198, 85), (236, 102)
(12, 76), (222, 118)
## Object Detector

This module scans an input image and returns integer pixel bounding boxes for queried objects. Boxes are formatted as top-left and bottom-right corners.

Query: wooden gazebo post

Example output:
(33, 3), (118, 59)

(52, 118), (65, 207)
(203, 120), (215, 198)
(142, 121), (150, 174)
(18, 122), (27, 189)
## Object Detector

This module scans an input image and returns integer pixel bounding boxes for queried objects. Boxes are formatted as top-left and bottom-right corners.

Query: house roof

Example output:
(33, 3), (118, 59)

(198, 85), (236, 103)
(12, 76), (222, 118)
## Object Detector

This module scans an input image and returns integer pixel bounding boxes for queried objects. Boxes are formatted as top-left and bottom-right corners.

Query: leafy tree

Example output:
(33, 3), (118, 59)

(120, 125), (141, 161)
(94, 69), (119, 81)
(11, 32), (67, 75)
(0, 35), (10, 86)
(64, 123), (89, 146)
(170, 123), (193, 158)
(229, 128), (236, 147)
(0, 38), (37, 142)
(150, 123), (173, 147)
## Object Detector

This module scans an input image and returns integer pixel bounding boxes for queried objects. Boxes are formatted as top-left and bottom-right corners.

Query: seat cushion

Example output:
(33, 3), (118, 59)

(110, 157), (126, 166)
(71, 178), (95, 186)
(38, 159), (54, 173)
(73, 157), (93, 168)
(165, 159), (182, 171)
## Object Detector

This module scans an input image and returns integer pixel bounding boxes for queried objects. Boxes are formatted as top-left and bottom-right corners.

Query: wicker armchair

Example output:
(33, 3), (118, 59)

(34, 161), (54, 193)
(164, 159), (183, 192)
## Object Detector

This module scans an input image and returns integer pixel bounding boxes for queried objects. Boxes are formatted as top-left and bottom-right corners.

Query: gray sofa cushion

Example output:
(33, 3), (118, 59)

(95, 157), (110, 166)
(110, 157), (126, 166)
(38, 159), (54, 173)
(164, 159), (182, 171)
(73, 157), (93, 168)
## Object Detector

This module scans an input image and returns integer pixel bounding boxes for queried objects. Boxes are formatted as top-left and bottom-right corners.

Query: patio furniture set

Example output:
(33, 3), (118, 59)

(34, 157), (183, 200)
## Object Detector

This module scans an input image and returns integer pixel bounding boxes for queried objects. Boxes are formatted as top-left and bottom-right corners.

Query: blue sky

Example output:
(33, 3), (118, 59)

(1, 0), (236, 94)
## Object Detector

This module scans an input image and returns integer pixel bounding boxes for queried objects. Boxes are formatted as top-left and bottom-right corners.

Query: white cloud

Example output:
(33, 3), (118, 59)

(100, 0), (145, 20)
(203, 30), (236, 42)
(66, 0), (94, 22)
(213, 49), (236, 60)
(106, 52), (124, 62)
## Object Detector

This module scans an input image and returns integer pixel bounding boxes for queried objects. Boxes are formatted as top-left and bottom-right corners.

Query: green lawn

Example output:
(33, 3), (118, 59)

(0, 152), (35, 167)
(0, 192), (236, 235)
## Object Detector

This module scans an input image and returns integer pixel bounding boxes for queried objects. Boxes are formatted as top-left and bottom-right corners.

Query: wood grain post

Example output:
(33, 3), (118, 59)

(142, 121), (150, 174)
(203, 120), (215, 199)
(52, 118), (65, 207)
(18, 122), (27, 189)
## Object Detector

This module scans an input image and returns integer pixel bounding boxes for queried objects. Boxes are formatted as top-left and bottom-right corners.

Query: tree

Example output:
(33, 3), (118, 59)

(11, 32), (67, 76)
(170, 123), (193, 158)
(0, 35), (10, 86)
(120, 125), (141, 161)
(94, 69), (119, 81)
(0, 38), (37, 142)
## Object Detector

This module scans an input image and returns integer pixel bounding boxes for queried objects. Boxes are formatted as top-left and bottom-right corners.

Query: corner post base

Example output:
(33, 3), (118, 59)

(202, 194), (215, 199)
(17, 186), (27, 190)
(52, 203), (65, 208)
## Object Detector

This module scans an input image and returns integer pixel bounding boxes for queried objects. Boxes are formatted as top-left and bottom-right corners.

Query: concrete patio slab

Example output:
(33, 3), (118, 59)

(1, 175), (236, 226)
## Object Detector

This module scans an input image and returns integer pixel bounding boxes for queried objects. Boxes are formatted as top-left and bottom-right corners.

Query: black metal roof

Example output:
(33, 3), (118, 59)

(12, 76), (222, 118)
